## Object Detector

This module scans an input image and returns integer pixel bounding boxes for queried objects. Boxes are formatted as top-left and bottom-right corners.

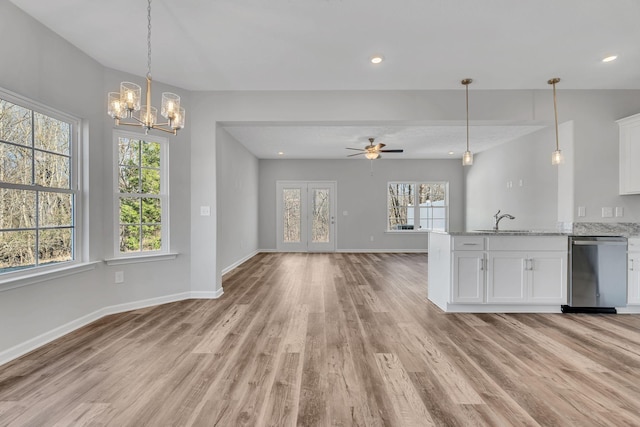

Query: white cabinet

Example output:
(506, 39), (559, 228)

(486, 251), (566, 304)
(446, 235), (567, 307)
(628, 238), (640, 305)
(452, 251), (485, 303)
(617, 113), (640, 195)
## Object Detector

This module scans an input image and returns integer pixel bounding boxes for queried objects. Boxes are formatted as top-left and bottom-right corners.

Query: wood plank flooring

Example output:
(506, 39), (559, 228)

(2, 252), (640, 426)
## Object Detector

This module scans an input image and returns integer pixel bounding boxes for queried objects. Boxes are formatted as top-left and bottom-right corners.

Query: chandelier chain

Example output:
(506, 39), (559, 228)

(147, 0), (152, 79)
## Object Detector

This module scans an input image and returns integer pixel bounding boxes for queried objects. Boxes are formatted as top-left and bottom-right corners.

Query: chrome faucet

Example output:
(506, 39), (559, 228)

(493, 210), (515, 231)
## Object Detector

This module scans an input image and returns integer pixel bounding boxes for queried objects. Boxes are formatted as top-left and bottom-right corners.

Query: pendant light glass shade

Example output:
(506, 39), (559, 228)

(461, 78), (473, 166)
(365, 151), (379, 160)
(548, 78), (563, 165)
(462, 150), (474, 166)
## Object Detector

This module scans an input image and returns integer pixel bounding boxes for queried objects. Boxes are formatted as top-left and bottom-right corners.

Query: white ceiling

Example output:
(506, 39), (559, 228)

(9, 0), (639, 159)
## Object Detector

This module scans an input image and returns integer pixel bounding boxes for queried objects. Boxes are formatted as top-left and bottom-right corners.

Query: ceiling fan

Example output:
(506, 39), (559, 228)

(346, 137), (404, 159)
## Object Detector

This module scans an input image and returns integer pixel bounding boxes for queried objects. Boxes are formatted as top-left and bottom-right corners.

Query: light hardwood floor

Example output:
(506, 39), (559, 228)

(2, 253), (640, 426)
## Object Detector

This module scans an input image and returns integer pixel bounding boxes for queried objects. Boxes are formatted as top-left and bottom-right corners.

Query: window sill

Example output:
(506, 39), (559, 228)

(104, 252), (179, 266)
(385, 230), (432, 234)
(0, 261), (100, 293)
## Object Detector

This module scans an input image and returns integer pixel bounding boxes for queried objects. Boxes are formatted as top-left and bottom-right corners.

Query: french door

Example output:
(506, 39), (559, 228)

(276, 181), (336, 252)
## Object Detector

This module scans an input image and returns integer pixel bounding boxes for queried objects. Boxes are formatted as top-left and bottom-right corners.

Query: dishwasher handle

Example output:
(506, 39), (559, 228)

(572, 241), (627, 246)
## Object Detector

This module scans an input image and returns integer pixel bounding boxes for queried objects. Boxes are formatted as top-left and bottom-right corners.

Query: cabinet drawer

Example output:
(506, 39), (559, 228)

(453, 236), (485, 251)
(487, 236), (567, 251)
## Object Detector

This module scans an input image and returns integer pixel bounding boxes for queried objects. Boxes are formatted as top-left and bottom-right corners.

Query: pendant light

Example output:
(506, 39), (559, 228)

(548, 77), (563, 165)
(107, 0), (185, 135)
(461, 78), (473, 166)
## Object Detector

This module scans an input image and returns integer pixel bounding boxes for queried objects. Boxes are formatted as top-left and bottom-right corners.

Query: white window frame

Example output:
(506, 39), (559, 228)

(0, 87), (83, 281)
(387, 181), (449, 232)
(112, 129), (169, 258)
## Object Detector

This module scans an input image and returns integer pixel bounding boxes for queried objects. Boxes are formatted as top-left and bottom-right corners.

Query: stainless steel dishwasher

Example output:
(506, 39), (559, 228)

(562, 236), (628, 313)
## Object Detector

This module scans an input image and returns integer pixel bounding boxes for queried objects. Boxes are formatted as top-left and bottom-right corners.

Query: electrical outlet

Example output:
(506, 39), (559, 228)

(370, 235), (374, 242)
(115, 271), (124, 283)
(602, 207), (613, 218)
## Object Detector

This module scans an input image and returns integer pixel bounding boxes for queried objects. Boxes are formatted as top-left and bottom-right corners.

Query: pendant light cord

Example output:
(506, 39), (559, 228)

(147, 0), (152, 79)
(552, 81), (559, 151)
(465, 83), (470, 152)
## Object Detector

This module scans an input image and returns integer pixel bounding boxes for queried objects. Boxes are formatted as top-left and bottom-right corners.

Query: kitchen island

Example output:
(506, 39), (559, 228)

(428, 231), (568, 313)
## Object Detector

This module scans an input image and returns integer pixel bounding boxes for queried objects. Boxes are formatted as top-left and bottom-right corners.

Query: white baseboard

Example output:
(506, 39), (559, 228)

(221, 250), (259, 276)
(0, 290), (223, 367)
(258, 248), (278, 253)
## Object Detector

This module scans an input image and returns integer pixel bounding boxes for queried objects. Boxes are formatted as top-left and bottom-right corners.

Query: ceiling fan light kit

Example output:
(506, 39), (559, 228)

(346, 137), (403, 160)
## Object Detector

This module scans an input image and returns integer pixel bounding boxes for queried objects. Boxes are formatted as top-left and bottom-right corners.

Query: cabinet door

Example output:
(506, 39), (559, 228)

(452, 252), (485, 303)
(619, 115), (640, 194)
(486, 253), (526, 303)
(629, 254), (640, 305)
(528, 251), (567, 304)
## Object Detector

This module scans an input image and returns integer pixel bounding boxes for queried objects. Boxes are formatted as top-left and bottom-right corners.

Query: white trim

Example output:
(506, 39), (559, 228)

(104, 252), (178, 266)
(436, 303), (562, 313)
(0, 261), (100, 292)
(615, 306), (640, 314)
(222, 250), (259, 275)
(0, 290), (224, 367)
(336, 249), (427, 253)
(258, 248), (278, 253)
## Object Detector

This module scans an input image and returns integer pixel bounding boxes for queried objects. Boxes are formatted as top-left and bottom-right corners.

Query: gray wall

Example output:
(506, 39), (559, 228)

(217, 128), (259, 271)
(465, 126), (559, 231)
(0, 1), (192, 359)
(258, 159), (464, 251)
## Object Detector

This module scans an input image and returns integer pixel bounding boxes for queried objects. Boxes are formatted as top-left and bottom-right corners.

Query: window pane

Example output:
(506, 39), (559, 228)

(142, 197), (161, 223)
(0, 188), (36, 229)
(34, 112), (70, 155)
(38, 228), (72, 266)
(120, 225), (140, 252)
(312, 188), (329, 243)
(388, 183), (415, 230)
(141, 141), (160, 168)
(431, 208), (447, 231)
(35, 151), (70, 189)
(0, 99), (32, 146)
(141, 168), (160, 194)
(142, 225), (161, 250)
(120, 197), (141, 224)
(39, 192), (72, 227)
(419, 183), (446, 204)
(119, 166), (140, 193)
(0, 142), (32, 185)
(119, 138), (140, 166)
(283, 188), (301, 243)
(0, 230), (36, 272)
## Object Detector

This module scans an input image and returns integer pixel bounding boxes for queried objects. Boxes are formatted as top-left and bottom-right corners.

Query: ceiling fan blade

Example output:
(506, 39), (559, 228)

(346, 147), (365, 151)
(380, 149), (404, 153)
(347, 152), (366, 157)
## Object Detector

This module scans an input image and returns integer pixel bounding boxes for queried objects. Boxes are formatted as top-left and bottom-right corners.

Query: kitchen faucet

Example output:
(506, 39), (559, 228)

(493, 210), (515, 231)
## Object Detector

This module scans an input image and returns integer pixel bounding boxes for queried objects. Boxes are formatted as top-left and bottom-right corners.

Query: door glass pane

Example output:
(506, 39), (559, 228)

(312, 188), (330, 243)
(283, 188), (301, 243)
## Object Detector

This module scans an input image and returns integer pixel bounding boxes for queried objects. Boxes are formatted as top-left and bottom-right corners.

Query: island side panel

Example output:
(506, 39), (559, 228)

(428, 232), (452, 311)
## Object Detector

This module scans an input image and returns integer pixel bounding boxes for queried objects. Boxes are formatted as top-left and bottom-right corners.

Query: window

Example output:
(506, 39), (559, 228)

(0, 93), (79, 274)
(114, 131), (168, 256)
(387, 182), (448, 231)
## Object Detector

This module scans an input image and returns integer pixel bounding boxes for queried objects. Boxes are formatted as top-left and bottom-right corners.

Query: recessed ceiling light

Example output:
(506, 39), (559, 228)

(448, 151), (455, 155)
(278, 151), (284, 156)
(370, 55), (384, 64)
(602, 55), (618, 63)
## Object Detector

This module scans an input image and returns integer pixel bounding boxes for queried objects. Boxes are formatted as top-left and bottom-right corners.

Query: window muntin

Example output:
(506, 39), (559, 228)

(387, 182), (448, 232)
(114, 131), (168, 255)
(0, 95), (77, 274)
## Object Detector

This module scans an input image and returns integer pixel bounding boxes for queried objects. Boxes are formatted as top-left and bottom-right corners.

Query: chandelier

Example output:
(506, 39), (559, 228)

(107, 0), (185, 135)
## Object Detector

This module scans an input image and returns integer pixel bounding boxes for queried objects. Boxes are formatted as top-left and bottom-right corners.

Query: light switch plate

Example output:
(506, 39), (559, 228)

(615, 207), (624, 217)
(602, 207), (613, 218)
(200, 206), (211, 216)
(577, 206), (586, 217)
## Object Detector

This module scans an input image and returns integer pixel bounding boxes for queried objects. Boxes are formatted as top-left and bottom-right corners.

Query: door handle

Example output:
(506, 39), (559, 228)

(631, 259), (635, 271)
